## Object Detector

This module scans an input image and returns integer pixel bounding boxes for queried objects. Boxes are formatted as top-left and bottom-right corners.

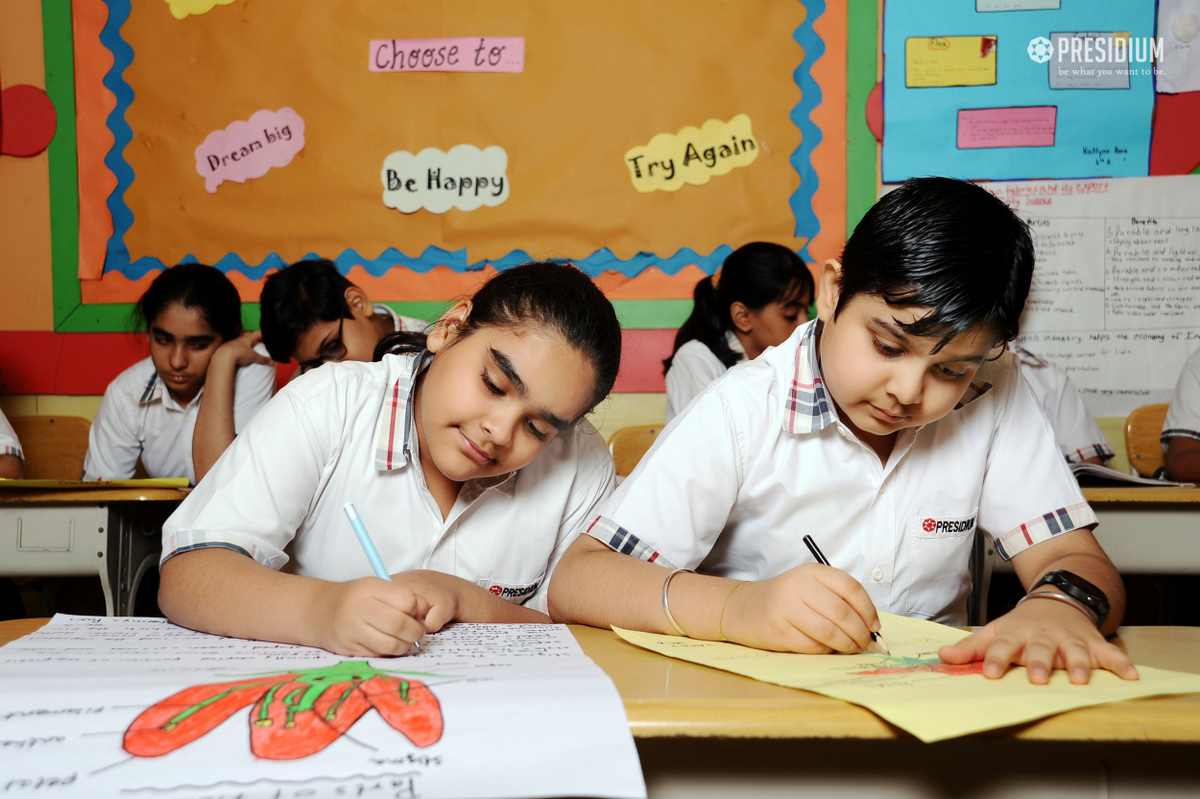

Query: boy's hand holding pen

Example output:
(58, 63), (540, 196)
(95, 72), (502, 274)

(803, 535), (890, 654)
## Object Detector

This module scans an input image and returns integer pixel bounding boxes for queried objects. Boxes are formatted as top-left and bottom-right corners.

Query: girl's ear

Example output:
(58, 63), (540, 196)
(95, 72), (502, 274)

(816, 259), (842, 323)
(729, 301), (754, 334)
(426, 300), (473, 354)
(344, 286), (374, 319)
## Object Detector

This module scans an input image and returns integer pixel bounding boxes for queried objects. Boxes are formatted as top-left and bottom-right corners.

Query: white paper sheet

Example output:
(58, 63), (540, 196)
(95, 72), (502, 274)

(0, 616), (645, 799)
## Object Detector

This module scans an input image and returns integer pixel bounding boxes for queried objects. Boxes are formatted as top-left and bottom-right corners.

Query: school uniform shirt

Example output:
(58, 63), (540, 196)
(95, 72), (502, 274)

(1162, 347), (1200, 446)
(82, 353), (275, 484)
(374, 303), (429, 334)
(0, 408), (22, 462)
(1012, 344), (1113, 463)
(664, 331), (746, 424)
(589, 321), (1096, 625)
(160, 350), (615, 614)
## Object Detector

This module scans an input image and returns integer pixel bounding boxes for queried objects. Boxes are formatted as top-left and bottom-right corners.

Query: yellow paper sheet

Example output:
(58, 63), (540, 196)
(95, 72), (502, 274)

(614, 612), (1200, 742)
(0, 478), (190, 489)
(905, 36), (998, 87)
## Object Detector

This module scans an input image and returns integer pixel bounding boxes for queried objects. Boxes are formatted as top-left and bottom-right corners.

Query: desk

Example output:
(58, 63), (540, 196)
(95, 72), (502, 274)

(0, 488), (187, 616)
(3, 619), (1199, 798)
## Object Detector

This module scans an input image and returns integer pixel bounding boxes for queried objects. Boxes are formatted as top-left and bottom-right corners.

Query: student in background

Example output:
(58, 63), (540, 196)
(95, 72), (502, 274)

(160, 262), (621, 657)
(1162, 347), (1200, 482)
(550, 178), (1136, 686)
(1011, 344), (1113, 465)
(663, 242), (814, 424)
(0, 408), (24, 479)
(192, 259), (427, 481)
(83, 265), (275, 484)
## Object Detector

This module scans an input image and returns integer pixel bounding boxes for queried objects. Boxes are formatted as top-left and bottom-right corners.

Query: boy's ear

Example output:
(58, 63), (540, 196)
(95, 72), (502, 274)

(344, 286), (374, 319)
(816, 259), (843, 323)
(729, 301), (754, 334)
(425, 300), (473, 354)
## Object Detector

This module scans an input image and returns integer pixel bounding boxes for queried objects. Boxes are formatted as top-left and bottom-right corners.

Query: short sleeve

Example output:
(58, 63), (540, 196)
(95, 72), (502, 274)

(1032, 363), (1112, 463)
(527, 423), (615, 615)
(664, 342), (727, 424)
(1163, 349), (1200, 444)
(82, 382), (142, 481)
(161, 382), (329, 569)
(230, 352), (276, 435)
(978, 360), (1097, 561)
(0, 409), (23, 461)
(588, 384), (746, 570)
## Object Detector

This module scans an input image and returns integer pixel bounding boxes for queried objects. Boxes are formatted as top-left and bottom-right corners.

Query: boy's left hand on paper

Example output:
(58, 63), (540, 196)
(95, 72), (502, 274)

(937, 599), (1138, 684)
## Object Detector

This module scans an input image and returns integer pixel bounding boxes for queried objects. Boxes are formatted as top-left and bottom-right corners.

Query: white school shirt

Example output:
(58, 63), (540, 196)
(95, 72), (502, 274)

(161, 351), (615, 613)
(0, 408), (23, 462)
(374, 303), (429, 334)
(664, 331), (745, 424)
(588, 321), (1096, 625)
(1162, 347), (1200, 447)
(1012, 344), (1113, 463)
(82, 353), (275, 484)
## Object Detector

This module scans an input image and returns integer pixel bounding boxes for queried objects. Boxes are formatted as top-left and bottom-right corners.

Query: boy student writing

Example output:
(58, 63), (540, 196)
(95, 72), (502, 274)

(663, 242), (814, 424)
(83, 265), (275, 485)
(1161, 347), (1200, 482)
(550, 178), (1138, 685)
(161, 262), (621, 657)
(193, 259), (427, 481)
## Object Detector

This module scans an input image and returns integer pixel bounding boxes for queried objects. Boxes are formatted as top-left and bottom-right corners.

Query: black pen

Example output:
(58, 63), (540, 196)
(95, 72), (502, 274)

(802, 534), (890, 655)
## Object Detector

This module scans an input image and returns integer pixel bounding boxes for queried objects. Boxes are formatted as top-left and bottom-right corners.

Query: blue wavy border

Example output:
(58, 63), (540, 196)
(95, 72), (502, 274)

(96, 0), (820, 281)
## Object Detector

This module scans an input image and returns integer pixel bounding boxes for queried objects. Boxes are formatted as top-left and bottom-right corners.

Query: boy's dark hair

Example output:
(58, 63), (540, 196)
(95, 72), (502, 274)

(134, 264), (243, 342)
(836, 177), (1034, 349)
(259, 259), (355, 362)
(663, 242), (813, 373)
(375, 261), (622, 419)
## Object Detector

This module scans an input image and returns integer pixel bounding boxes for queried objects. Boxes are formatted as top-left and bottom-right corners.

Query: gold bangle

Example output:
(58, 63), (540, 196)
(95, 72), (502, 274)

(662, 568), (694, 637)
(718, 581), (746, 642)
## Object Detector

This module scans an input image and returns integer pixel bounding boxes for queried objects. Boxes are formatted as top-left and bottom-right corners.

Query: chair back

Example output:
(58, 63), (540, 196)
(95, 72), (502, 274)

(1124, 403), (1169, 477)
(608, 425), (662, 477)
(7, 416), (92, 480)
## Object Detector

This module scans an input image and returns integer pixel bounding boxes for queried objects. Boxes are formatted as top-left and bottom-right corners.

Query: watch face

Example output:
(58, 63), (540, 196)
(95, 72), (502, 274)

(1040, 570), (1110, 624)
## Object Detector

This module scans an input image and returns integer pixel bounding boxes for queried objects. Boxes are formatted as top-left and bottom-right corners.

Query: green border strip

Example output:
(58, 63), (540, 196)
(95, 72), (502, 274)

(846, 0), (878, 235)
(45, 1), (875, 333)
(43, 0), (81, 330)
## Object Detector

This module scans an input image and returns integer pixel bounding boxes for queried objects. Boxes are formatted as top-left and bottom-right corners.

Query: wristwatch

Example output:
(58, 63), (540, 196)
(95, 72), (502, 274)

(1028, 570), (1110, 629)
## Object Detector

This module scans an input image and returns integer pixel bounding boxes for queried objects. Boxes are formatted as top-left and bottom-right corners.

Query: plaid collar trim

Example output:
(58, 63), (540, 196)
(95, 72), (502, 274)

(371, 351), (519, 496)
(783, 321), (835, 435)
(374, 352), (424, 472)
(782, 321), (1000, 434)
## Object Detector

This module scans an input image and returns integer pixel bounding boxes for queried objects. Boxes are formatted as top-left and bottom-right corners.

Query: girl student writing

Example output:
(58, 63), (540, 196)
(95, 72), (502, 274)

(550, 179), (1137, 685)
(159, 262), (622, 657)
(83, 264), (275, 485)
(663, 242), (815, 423)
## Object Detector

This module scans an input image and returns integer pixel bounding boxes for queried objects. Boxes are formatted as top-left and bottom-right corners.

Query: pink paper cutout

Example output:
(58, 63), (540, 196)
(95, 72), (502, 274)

(194, 107), (306, 193)
(956, 106), (1057, 149)
(369, 37), (524, 73)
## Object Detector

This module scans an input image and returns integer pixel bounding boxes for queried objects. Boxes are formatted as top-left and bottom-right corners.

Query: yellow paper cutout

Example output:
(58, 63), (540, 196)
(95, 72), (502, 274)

(624, 114), (759, 193)
(905, 36), (998, 88)
(163, 0), (235, 20)
(614, 612), (1200, 742)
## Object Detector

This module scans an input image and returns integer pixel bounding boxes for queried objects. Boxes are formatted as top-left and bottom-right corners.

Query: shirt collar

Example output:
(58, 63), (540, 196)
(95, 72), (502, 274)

(1010, 341), (1046, 368)
(373, 303), (401, 333)
(781, 320), (999, 436)
(371, 351), (518, 497)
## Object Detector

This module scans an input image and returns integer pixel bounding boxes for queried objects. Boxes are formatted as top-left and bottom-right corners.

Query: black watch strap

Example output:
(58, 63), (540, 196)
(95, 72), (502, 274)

(1029, 570), (1110, 629)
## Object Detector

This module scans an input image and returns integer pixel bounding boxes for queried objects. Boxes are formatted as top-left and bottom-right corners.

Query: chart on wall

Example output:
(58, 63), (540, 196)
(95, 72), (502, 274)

(72, 0), (844, 307)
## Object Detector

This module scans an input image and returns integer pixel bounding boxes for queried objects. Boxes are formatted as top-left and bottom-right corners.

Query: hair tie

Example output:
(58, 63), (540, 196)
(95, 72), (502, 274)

(711, 267), (723, 290)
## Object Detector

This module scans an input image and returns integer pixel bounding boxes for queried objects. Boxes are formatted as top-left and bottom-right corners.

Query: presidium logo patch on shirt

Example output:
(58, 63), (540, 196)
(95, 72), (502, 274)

(910, 513), (978, 539)
(478, 576), (543, 604)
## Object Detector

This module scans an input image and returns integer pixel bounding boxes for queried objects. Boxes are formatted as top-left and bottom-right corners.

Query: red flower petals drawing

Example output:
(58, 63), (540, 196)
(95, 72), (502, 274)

(123, 661), (443, 760)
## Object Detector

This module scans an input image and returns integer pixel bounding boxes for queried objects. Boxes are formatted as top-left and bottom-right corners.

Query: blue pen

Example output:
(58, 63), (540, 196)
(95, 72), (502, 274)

(344, 502), (421, 650)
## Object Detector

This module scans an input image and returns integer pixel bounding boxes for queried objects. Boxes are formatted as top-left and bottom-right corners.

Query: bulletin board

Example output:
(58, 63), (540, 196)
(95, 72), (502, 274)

(51, 0), (848, 334)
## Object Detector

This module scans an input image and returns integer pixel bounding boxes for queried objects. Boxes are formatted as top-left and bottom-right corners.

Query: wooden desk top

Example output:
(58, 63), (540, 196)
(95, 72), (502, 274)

(0, 487), (189, 504)
(3, 619), (1199, 743)
(1082, 486), (1200, 504)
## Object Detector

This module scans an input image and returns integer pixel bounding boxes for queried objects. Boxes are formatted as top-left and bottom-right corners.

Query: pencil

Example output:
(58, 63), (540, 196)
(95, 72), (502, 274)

(344, 502), (421, 651)
(802, 534), (890, 655)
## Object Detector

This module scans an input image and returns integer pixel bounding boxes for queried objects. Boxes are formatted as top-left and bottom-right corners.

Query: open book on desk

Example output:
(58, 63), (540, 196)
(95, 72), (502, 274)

(1070, 462), (1195, 487)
